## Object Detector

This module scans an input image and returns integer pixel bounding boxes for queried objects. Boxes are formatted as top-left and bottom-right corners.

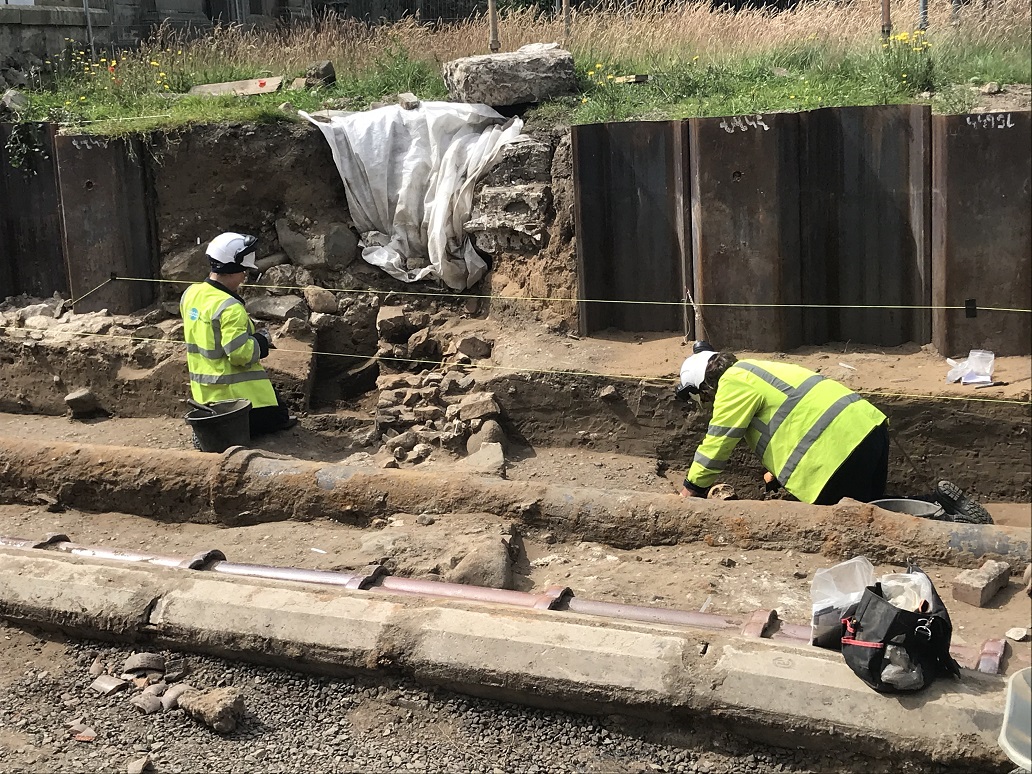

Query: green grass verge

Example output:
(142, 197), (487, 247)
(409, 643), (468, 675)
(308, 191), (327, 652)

(10, 34), (1032, 138)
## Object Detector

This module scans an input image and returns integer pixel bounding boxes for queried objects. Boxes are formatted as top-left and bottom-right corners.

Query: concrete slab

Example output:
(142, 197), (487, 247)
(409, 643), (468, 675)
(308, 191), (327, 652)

(713, 643), (1005, 762)
(0, 548), (1009, 767)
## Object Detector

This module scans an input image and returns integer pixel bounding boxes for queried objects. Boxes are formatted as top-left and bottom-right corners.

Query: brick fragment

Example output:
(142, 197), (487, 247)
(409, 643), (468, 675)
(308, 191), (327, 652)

(952, 560), (1010, 607)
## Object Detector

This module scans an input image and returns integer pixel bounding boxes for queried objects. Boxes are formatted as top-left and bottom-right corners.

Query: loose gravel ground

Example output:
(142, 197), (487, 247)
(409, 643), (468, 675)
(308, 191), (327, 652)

(0, 627), (898, 774)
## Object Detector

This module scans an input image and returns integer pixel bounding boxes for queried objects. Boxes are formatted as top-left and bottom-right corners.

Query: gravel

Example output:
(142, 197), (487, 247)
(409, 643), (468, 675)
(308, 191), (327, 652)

(0, 638), (938, 774)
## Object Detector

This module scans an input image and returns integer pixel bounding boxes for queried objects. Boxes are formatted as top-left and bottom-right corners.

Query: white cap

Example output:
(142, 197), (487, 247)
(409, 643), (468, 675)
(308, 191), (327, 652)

(205, 232), (258, 270)
(678, 350), (719, 392)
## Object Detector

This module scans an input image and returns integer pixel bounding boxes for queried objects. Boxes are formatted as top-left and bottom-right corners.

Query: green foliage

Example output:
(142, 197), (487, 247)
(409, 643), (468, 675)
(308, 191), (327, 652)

(11, 26), (1031, 135)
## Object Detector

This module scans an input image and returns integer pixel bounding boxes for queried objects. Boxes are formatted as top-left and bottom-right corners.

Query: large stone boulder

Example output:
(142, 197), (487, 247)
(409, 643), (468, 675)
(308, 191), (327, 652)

(442, 44), (576, 107)
(275, 219), (358, 270)
(160, 246), (207, 284)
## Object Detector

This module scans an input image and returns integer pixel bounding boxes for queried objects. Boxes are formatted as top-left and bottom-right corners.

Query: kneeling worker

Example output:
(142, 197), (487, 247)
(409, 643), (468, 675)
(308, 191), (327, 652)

(675, 343), (990, 523)
(181, 232), (295, 437)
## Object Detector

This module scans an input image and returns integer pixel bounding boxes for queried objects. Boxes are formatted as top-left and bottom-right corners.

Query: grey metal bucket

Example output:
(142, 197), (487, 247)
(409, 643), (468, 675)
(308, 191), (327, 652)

(870, 498), (946, 520)
(185, 399), (251, 453)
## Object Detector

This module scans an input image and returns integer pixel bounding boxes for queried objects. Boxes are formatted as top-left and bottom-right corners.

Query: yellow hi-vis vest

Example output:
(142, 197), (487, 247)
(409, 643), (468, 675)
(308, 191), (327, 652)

(180, 281), (276, 409)
(686, 359), (887, 504)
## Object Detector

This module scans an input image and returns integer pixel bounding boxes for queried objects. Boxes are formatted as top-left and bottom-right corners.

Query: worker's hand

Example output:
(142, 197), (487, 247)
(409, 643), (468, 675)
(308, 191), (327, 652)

(254, 327), (272, 358)
(763, 471), (781, 492)
(679, 486), (697, 498)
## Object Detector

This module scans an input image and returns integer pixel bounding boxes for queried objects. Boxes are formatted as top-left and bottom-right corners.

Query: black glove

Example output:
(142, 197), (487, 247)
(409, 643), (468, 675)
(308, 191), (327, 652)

(254, 328), (271, 359)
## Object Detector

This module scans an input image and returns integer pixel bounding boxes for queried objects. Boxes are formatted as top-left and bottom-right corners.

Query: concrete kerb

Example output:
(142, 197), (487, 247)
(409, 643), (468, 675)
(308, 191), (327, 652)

(0, 548), (1009, 769)
(0, 437), (1028, 568)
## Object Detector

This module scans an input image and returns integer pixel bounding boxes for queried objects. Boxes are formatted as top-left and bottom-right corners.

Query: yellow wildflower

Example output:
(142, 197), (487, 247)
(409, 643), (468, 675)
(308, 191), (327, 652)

(150, 61), (160, 66)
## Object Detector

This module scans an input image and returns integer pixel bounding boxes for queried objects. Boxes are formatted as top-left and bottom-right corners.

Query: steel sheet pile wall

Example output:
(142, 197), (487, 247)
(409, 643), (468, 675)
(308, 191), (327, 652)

(574, 106), (1027, 354)
(0, 123), (66, 299)
(573, 121), (689, 334)
(799, 105), (931, 347)
(0, 128), (156, 313)
(55, 135), (157, 314)
(931, 112), (1032, 357)
(689, 113), (802, 351)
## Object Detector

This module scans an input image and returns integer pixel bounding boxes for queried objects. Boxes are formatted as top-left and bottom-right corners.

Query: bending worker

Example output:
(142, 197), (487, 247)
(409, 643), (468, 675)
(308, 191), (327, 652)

(675, 343), (991, 522)
(181, 232), (295, 437)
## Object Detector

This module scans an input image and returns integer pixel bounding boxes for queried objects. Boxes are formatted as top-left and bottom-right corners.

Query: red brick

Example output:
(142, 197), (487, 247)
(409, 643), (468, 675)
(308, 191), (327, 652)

(952, 560), (1011, 607)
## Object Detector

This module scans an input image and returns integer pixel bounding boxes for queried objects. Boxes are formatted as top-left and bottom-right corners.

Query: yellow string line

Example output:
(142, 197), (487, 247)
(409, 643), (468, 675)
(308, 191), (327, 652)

(28, 329), (1032, 407)
(112, 277), (1032, 314)
(69, 277), (113, 307)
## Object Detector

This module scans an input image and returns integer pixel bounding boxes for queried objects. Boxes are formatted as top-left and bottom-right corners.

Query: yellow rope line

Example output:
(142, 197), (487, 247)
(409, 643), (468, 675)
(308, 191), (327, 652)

(26, 328), (1032, 407)
(112, 276), (1032, 314)
(69, 277), (113, 307)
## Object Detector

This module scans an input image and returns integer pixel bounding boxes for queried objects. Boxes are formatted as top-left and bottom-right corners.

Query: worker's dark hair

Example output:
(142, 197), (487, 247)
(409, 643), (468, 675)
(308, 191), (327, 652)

(700, 352), (739, 397)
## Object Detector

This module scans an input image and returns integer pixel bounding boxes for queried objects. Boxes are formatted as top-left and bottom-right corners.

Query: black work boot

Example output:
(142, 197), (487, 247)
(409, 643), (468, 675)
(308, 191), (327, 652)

(934, 480), (994, 524)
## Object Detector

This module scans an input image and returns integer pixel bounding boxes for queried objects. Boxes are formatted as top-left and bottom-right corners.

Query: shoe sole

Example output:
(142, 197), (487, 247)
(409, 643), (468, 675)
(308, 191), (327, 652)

(935, 480), (994, 524)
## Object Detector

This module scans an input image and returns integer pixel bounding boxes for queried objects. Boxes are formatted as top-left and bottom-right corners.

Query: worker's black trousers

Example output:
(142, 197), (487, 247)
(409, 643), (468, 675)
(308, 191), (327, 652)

(813, 421), (889, 505)
(249, 391), (293, 436)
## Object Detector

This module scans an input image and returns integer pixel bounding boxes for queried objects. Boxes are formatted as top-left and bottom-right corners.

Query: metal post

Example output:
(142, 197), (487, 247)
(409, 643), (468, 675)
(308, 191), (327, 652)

(562, 0), (570, 42)
(917, 0), (928, 30)
(488, 0), (500, 52)
(881, 0), (892, 38)
(82, 0), (97, 61)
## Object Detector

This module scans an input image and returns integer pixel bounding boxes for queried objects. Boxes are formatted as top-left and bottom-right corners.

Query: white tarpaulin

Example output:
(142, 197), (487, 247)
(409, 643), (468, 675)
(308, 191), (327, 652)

(301, 102), (523, 290)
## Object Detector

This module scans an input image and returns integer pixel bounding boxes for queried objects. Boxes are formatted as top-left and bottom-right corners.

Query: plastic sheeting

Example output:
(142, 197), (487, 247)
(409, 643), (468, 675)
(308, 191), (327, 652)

(301, 102), (523, 290)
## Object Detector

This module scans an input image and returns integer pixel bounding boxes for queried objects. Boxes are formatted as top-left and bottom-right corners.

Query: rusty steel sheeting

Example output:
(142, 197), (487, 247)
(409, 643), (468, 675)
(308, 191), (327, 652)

(799, 106), (932, 346)
(931, 111), (1032, 357)
(54, 134), (158, 315)
(573, 120), (690, 335)
(0, 122), (67, 299)
(689, 113), (802, 351)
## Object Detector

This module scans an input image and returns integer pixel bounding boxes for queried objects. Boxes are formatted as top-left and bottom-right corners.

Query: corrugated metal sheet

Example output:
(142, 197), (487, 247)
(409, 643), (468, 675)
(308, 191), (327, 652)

(573, 120), (690, 335)
(799, 106), (932, 346)
(55, 134), (158, 314)
(688, 112), (802, 351)
(931, 111), (1032, 357)
(0, 122), (67, 299)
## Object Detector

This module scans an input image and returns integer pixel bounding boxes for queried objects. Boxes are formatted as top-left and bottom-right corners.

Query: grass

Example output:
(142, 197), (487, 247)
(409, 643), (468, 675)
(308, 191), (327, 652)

(11, 0), (1032, 136)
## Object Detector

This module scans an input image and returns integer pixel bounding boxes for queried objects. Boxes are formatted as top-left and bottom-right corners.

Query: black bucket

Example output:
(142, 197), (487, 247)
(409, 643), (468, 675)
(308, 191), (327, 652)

(870, 498), (946, 520)
(185, 399), (251, 453)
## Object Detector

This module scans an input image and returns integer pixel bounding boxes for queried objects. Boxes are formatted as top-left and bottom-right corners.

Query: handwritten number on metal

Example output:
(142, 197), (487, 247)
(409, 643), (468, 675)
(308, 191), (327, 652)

(965, 113), (1015, 129)
(719, 114), (770, 133)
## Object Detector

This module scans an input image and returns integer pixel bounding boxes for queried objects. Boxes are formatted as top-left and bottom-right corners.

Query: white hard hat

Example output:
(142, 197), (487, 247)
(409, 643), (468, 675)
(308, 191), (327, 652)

(677, 350), (719, 394)
(205, 232), (258, 271)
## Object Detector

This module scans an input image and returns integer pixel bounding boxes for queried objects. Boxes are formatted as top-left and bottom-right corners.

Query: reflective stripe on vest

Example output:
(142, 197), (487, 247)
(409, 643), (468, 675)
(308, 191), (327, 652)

(189, 370), (270, 386)
(778, 393), (863, 482)
(693, 450), (727, 471)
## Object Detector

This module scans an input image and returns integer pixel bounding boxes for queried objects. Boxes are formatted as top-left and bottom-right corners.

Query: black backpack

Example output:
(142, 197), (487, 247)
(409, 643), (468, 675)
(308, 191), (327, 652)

(840, 564), (961, 693)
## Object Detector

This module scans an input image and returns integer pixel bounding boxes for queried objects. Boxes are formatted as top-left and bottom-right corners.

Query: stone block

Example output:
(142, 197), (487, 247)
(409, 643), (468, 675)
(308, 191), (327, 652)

(952, 560), (1011, 607)
(246, 295), (309, 322)
(465, 184), (552, 254)
(482, 137), (554, 186)
(302, 285), (337, 314)
(442, 43), (576, 107)
(458, 392), (500, 421)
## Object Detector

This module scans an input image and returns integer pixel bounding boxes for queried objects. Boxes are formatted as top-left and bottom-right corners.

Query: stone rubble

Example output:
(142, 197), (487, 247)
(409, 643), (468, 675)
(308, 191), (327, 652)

(0, 636), (853, 774)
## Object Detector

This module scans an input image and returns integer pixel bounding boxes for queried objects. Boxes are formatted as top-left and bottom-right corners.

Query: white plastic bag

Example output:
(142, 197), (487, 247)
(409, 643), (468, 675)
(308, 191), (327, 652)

(880, 571), (934, 612)
(810, 556), (876, 647)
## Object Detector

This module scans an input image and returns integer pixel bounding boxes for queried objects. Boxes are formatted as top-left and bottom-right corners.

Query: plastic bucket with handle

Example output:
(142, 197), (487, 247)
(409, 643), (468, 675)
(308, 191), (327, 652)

(184, 399), (251, 453)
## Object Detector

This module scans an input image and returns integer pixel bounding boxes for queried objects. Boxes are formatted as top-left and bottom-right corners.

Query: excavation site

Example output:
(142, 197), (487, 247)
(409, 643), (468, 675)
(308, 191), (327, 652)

(1, 34), (1031, 774)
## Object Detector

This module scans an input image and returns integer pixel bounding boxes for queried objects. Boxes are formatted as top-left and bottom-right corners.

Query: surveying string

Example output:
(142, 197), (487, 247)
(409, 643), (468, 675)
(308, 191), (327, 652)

(68, 277), (114, 307)
(110, 277), (1032, 315)
(23, 328), (1032, 408)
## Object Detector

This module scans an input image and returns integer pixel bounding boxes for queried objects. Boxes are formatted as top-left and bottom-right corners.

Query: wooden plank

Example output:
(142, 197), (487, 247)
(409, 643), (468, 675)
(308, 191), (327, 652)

(188, 76), (283, 97)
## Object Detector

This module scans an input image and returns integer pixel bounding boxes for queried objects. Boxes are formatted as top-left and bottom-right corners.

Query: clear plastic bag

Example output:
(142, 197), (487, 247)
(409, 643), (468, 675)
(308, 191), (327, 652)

(811, 556), (876, 647)
(881, 644), (925, 690)
(945, 349), (995, 384)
